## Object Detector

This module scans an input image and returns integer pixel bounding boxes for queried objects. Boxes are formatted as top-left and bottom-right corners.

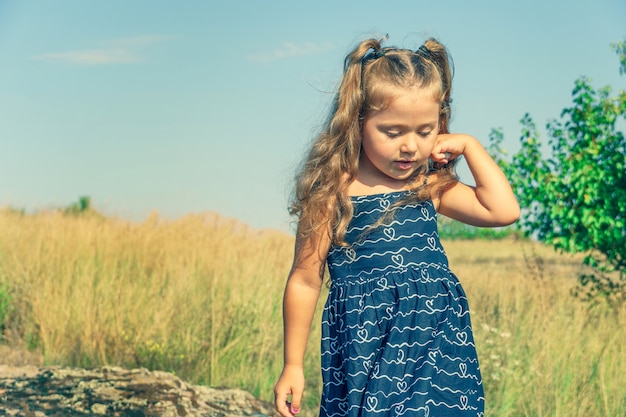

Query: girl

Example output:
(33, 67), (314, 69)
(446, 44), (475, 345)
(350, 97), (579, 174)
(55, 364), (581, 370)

(274, 35), (520, 417)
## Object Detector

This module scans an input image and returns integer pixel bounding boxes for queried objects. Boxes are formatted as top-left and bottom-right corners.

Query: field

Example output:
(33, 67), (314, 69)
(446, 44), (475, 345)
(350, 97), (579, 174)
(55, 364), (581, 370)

(0, 209), (624, 416)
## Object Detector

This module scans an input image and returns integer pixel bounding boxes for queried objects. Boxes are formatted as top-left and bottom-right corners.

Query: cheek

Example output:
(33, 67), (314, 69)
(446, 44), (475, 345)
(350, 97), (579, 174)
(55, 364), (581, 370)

(360, 133), (378, 154)
(419, 138), (437, 155)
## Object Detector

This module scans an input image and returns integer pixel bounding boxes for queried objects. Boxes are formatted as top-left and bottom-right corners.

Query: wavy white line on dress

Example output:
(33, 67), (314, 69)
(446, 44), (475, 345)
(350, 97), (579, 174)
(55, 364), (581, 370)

(425, 398), (478, 411)
(330, 245), (446, 268)
(329, 263), (452, 281)
(430, 384), (481, 395)
(327, 231), (439, 257)
(344, 214), (434, 234)
(351, 197), (428, 214)
(350, 190), (414, 203)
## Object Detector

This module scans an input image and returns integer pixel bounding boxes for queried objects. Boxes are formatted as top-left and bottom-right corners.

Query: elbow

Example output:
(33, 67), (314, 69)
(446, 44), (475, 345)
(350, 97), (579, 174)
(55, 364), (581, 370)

(497, 203), (521, 226)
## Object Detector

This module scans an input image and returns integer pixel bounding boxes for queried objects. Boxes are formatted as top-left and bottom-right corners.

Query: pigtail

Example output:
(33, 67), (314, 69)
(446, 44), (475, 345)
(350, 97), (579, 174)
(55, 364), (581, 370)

(330, 37), (388, 244)
(419, 39), (454, 133)
(291, 37), (388, 245)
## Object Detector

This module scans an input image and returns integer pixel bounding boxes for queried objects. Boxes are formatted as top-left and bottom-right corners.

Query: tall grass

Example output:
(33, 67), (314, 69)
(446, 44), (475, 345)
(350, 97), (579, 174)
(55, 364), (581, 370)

(448, 240), (626, 417)
(0, 209), (624, 416)
(0, 209), (298, 399)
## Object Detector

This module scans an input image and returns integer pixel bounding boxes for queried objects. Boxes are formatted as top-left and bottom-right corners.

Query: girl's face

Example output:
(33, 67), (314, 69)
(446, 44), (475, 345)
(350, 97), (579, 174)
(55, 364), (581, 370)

(359, 86), (441, 186)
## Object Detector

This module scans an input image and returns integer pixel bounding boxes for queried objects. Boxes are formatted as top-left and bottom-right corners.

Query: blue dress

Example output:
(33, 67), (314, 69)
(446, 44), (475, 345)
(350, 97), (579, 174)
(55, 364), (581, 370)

(320, 191), (484, 416)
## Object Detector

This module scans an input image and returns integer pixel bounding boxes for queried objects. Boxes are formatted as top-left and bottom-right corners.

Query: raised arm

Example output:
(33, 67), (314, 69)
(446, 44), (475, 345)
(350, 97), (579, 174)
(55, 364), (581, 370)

(431, 133), (520, 227)
(274, 228), (329, 417)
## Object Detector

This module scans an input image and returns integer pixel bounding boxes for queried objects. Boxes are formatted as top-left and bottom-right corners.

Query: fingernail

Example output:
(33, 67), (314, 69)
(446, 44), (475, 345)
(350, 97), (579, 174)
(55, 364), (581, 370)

(292, 408), (300, 414)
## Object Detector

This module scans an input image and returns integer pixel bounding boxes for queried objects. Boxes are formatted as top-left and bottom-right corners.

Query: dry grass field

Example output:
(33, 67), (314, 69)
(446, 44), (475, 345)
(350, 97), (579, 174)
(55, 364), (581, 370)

(0, 208), (624, 416)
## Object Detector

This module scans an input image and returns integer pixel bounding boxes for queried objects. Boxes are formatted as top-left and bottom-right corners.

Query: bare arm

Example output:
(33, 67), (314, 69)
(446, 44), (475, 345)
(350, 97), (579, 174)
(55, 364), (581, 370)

(274, 228), (329, 417)
(432, 133), (520, 227)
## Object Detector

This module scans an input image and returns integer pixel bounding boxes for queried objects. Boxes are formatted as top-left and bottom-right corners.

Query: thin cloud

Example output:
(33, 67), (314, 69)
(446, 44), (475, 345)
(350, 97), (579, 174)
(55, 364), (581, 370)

(34, 49), (139, 65)
(33, 35), (171, 65)
(247, 41), (334, 63)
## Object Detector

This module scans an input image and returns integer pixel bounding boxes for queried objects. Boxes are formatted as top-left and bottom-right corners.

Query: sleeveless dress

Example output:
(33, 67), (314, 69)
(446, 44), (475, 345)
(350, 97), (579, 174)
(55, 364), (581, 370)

(320, 190), (484, 417)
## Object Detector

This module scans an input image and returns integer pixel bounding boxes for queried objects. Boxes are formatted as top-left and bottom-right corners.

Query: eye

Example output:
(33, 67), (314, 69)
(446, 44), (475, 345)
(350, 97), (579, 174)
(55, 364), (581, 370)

(418, 131), (433, 138)
(385, 130), (402, 138)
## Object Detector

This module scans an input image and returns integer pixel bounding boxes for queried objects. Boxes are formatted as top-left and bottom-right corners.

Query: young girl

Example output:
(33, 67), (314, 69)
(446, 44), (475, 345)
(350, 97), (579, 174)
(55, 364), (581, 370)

(274, 35), (520, 417)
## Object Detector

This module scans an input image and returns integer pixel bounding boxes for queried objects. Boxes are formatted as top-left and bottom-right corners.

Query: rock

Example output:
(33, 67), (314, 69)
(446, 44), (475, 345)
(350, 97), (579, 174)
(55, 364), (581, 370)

(0, 365), (280, 417)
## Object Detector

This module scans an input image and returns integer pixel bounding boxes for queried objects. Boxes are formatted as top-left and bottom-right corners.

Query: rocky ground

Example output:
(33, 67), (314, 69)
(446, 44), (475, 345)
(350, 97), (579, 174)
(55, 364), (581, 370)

(0, 346), (280, 417)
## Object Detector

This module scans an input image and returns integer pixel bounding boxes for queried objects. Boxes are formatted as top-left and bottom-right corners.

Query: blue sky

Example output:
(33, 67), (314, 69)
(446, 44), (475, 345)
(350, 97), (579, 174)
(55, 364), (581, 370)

(0, 0), (624, 232)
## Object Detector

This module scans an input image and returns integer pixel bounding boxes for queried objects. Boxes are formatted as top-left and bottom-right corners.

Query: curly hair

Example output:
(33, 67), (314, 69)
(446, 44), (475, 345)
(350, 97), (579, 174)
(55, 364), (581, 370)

(290, 36), (458, 245)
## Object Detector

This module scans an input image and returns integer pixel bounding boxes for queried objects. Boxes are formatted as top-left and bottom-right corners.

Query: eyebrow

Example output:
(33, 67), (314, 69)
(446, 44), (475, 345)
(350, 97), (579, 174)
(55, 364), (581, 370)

(378, 122), (437, 130)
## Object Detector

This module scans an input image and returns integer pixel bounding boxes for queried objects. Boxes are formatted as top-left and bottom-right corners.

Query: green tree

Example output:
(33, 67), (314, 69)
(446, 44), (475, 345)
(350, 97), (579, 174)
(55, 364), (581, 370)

(63, 195), (92, 215)
(490, 41), (626, 304)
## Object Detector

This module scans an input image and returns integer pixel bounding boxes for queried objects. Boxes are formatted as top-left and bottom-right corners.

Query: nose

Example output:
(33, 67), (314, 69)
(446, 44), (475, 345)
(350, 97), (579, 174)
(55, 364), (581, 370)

(400, 133), (418, 154)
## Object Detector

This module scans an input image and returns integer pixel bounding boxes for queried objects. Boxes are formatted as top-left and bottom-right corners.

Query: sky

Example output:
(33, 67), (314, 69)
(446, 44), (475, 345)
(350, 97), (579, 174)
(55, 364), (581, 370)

(0, 0), (624, 233)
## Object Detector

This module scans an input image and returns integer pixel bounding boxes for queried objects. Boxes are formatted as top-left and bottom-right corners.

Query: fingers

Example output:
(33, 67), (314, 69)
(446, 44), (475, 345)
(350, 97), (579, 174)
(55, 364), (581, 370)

(274, 390), (293, 417)
(431, 139), (454, 163)
(431, 150), (454, 164)
(274, 388), (302, 417)
(290, 390), (302, 415)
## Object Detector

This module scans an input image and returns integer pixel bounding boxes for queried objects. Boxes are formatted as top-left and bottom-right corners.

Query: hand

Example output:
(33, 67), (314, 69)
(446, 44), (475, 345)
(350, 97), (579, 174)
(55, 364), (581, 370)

(430, 133), (471, 164)
(274, 365), (305, 417)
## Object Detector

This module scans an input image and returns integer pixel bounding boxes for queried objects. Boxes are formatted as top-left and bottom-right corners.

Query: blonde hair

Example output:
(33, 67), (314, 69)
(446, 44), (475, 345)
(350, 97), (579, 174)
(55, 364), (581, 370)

(290, 36), (458, 245)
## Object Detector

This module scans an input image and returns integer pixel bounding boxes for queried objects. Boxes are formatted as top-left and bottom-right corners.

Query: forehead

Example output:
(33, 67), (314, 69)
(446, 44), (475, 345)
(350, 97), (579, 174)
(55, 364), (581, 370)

(365, 85), (441, 123)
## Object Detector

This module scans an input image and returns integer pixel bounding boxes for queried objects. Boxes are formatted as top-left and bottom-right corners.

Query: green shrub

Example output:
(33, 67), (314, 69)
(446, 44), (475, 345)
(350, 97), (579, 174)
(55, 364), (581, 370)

(438, 216), (521, 240)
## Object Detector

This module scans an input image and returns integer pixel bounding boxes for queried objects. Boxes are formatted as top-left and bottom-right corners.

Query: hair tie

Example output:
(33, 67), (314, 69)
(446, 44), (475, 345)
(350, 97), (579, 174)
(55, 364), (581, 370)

(362, 47), (385, 63)
(416, 44), (432, 61)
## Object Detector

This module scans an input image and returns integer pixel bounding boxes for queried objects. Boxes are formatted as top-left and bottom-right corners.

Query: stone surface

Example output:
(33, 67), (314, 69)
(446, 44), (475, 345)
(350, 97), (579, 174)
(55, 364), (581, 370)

(0, 365), (280, 417)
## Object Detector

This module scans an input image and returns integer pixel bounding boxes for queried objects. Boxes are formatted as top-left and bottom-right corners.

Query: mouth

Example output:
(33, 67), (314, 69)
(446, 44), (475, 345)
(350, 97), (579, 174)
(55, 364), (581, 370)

(395, 160), (416, 170)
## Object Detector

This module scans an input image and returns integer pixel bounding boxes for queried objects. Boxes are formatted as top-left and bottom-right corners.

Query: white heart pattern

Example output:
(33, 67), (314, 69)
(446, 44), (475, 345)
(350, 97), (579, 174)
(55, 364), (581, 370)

(333, 370), (343, 383)
(357, 328), (368, 341)
(366, 396), (378, 411)
(397, 380), (408, 392)
(391, 254), (404, 266)
(460, 395), (469, 410)
(459, 362), (467, 377)
(378, 277), (388, 290)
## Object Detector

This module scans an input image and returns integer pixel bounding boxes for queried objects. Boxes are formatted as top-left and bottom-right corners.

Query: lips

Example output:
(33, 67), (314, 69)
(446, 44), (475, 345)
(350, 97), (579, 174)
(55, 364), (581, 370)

(395, 160), (415, 170)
